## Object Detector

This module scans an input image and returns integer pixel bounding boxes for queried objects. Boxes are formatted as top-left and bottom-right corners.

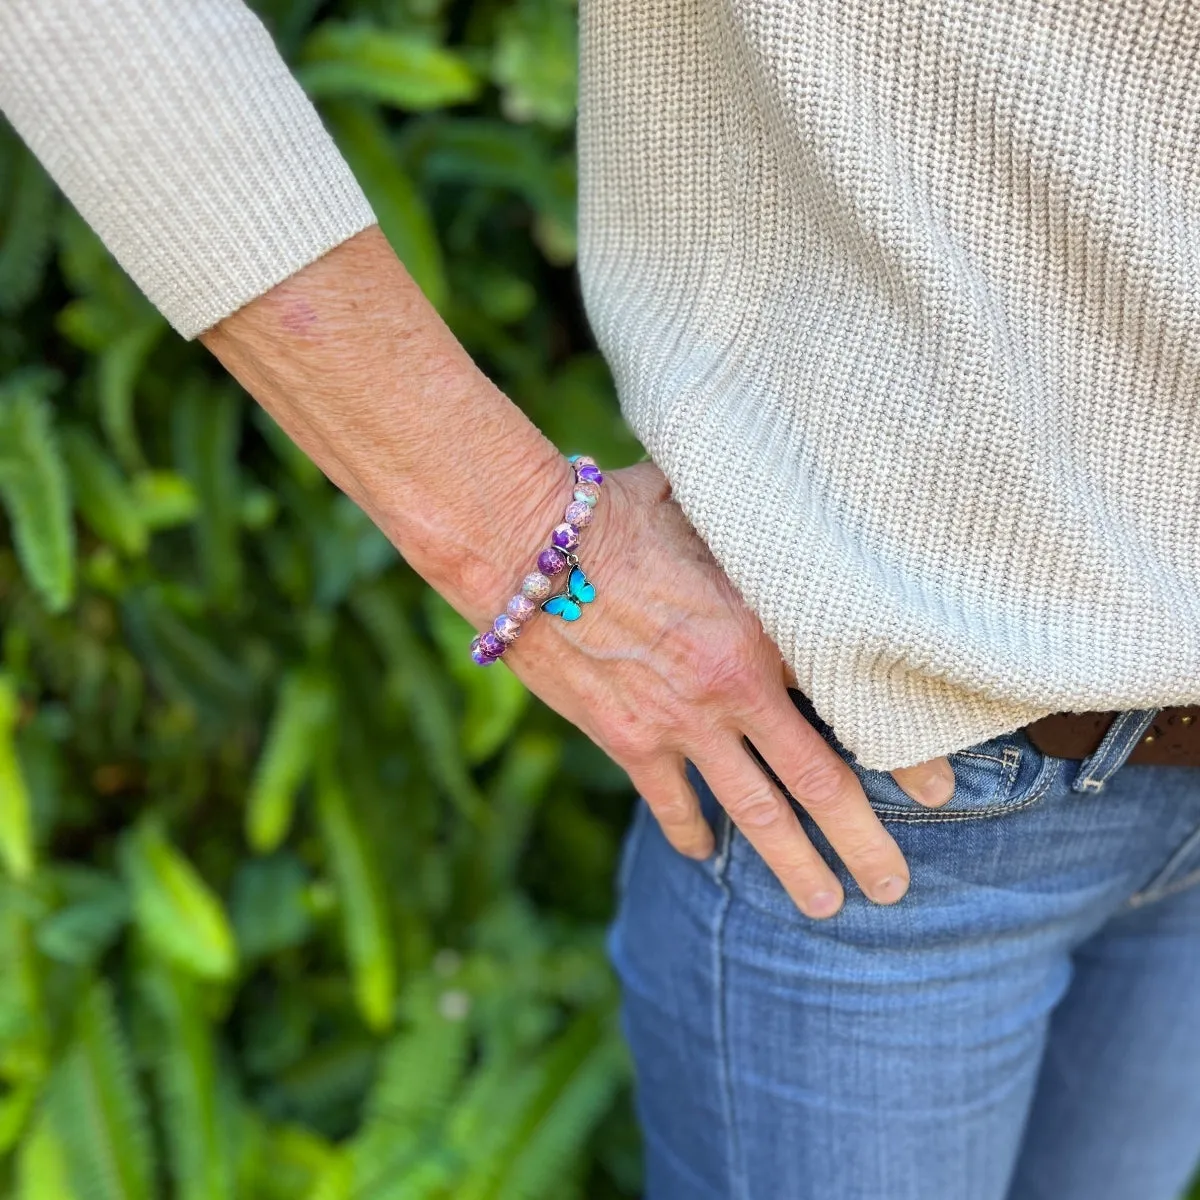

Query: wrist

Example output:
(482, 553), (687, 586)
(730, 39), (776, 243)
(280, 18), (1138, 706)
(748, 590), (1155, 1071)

(465, 454), (610, 664)
(403, 443), (574, 625)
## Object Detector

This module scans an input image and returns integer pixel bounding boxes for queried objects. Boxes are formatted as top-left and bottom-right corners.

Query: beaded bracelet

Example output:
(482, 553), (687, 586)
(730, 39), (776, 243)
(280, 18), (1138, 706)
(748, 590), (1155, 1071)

(469, 455), (604, 665)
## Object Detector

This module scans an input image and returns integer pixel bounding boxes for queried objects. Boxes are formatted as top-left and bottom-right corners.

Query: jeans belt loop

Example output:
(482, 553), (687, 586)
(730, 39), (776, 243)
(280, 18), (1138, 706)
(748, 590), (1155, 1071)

(1070, 708), (1162, 794)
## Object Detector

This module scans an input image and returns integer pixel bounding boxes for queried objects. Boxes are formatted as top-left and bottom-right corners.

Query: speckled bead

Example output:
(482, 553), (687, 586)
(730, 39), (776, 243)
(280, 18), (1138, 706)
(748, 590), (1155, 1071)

(493, 614), (522, 643)
(573, 482), (600, 507)
(564, 500), (593, 528)
(551, 523), (580, 551)
(576, 463), (603, 486)
(521, 572), (552, 602)
(507, 594), (538, 623)
(537, 546), (567, 576)
(470, 636), (497, 666)
(569, 455), (596, 471)
(479, 630), (506, 658)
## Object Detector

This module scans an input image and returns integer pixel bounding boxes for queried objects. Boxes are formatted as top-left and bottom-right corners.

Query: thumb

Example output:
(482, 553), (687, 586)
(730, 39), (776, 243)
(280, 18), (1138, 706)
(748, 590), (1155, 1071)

(891, 757), (956, 808)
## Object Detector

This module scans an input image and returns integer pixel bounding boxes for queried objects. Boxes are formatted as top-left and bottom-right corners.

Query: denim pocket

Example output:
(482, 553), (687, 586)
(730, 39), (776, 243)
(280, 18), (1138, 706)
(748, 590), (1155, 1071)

(860, 730), (1062, 823)
(785, 691), (1063, 824)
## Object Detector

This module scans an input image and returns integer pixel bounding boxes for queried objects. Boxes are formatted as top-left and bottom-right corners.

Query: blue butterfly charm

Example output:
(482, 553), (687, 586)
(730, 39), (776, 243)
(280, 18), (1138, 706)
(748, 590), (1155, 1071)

(542, 566), (596, 622)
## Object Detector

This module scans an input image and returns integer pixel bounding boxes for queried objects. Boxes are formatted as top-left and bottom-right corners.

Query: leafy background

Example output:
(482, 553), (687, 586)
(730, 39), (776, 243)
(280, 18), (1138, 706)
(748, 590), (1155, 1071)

(0, 0), (648, 1196)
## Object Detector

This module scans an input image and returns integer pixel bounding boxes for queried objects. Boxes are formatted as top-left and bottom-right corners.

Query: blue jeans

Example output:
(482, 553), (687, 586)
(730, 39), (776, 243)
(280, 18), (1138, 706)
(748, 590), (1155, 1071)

(609, 696), (1200, 1200)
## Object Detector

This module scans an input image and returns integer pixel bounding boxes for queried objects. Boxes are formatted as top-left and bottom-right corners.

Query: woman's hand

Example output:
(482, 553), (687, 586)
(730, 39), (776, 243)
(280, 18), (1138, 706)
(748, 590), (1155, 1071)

(200, 227), (953, 920)
(508, 462), (955, 919)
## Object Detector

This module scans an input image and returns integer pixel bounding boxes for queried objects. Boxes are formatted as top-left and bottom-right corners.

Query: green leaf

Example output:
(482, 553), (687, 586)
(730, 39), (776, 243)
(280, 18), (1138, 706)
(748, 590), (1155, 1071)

(453, 1013), (624, 1200)
(0, 887), (47, 1083)
(0, 375), (75, 612)
(0, 1077), (37, 1156)
(345, 984), (471, 1194)
(121, 590), (250, 718)
(300, 22), (479, 111)
(139, 961), (235, 1200)
(240, 981), (313, 1079)
(268, 1036), (378, 1131)
(0, 676), (34, 880)
(130, 470), (199, 530)
(245, 669), (333, 853)
(483, 733), (561, 889)
(351, 584), (485, 820)
(62, 427), (148, 557)
(45, 981), (155, 1200)
(36, 868), (129, 966)
(492, 0), (578, 129)
(424, 592), (529, 764)
(315, 753), (396, 1033)
(527, 353), (641, 467)
(96, 315), (164, 471)
(324, 102), (447, 309)
(248, 1123), (340, 1200)
(488, 1027), (625, 1200)
(415, 119), (575, 231)
(0, 146), (56, 316)
(229, 854), (313, 960)
(119, 819), (238, 982)
(16, 1111), (79, 1200)
(172, 382), (243, 610)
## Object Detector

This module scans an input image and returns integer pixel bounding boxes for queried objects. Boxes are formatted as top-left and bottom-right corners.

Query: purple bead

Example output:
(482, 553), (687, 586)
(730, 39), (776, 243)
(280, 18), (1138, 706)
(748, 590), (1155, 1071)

(478, 630), (506, 658)
(493, 614), (522, 643)
(537, 546), (568, 576)
(551, 523), (580, 551)
(507, 594), (537, 623)
(470, 636), (498, 666)
(576, 463), (603, 486)
(569, 455), (596, 471)
(564, 500), (593, 528)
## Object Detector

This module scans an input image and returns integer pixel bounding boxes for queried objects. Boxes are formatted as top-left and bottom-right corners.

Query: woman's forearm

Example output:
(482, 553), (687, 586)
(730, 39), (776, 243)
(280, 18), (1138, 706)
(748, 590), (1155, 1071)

(200, 224), (571, 623)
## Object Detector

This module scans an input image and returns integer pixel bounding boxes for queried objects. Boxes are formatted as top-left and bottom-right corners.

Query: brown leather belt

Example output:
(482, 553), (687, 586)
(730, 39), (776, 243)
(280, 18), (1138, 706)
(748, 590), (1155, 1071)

(1024, 706), (1200, 765)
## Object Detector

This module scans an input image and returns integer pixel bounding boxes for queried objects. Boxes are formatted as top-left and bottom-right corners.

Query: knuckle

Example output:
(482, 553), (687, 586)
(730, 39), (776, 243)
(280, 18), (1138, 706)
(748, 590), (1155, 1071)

(725, 782), (783, 829)
(602, 714), (654, 764)
(651, 793), (696, 828)
(786, 756), (852, 811)
(692, 647), (758, 702)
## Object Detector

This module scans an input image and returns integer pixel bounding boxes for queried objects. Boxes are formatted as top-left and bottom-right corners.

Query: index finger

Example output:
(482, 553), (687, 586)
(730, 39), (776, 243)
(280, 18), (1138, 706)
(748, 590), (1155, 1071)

(744, 699), (911, 905)
(691, 738), (845, 918)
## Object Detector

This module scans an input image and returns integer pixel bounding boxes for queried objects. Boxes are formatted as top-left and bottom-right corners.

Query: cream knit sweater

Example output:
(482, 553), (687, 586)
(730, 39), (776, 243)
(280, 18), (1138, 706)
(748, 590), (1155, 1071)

(4, 0), (1200, 770)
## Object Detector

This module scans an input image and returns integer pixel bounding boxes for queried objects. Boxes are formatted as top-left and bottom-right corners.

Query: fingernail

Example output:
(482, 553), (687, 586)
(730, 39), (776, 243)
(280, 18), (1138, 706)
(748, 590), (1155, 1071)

(872, 874), (909, 904)
(804, 890), (843, 919)
(913, 766), (955, 808)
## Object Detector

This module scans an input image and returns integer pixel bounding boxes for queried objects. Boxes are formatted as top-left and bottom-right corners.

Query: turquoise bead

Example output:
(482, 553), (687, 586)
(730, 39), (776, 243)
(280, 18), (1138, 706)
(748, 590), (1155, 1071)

(574, 488), (598, 508)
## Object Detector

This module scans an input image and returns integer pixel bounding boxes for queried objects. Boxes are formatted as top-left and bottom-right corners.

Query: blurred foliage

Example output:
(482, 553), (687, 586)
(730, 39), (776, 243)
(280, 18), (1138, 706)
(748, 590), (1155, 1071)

(0, 0), (646, 1195)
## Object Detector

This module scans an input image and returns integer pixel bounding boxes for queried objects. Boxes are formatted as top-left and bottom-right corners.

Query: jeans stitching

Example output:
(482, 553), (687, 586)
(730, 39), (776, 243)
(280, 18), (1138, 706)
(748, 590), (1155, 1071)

(953, 749), (1009, 768)
(871, 750), (1061, 823)
(710, 812), (746, 1200)
(1128, 820), (1200, 907)
(1128, 865), (1200, 908)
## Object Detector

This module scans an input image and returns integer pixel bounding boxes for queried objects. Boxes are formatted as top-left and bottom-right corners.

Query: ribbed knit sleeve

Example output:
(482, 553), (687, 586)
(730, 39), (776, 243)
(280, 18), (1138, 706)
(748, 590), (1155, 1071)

(0, 0), (375, 339)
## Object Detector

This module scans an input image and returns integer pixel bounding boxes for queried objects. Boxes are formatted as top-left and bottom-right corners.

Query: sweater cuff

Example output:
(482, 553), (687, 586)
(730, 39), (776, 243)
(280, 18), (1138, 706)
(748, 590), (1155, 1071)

(0, 0), (376, 339)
